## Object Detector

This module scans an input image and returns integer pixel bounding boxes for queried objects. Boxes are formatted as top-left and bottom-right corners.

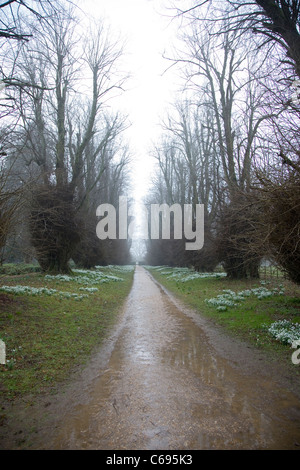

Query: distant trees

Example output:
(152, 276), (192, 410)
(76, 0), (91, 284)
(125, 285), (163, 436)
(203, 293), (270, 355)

(72, 123), (132, 268)
(146, 99), (220, 270)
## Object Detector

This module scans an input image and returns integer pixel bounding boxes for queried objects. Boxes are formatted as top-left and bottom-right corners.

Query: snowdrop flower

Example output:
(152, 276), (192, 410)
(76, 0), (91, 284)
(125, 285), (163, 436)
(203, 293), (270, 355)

(267, 320), (300, 345)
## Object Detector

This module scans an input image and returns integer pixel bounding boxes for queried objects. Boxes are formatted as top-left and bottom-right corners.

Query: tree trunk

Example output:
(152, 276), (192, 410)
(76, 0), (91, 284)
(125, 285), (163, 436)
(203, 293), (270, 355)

(29, 185), (81, 274)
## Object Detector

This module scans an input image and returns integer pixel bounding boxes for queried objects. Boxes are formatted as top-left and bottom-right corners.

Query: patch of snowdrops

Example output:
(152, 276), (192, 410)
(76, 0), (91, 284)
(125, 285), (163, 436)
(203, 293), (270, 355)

(103, 265), (135, 273)
(265, 320), (300, 346)
(149, 266), (300, 348)
(0, 284), (88, 301)
(0, 266), (132, 300)
(205, 284), (285, 312)
(148, 266), (226, 282)
(45, 267), (125, 285)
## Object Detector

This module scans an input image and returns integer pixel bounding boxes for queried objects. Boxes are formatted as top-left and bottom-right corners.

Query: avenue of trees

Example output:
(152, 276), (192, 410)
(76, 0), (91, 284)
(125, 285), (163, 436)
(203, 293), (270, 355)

(146, 0), (300, 284)
(0, 1), (132, 272)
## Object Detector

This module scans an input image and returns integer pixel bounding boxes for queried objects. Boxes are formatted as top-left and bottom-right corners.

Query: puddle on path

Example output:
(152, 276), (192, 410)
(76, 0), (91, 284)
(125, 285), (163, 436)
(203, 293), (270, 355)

(45, 267), (300, 450)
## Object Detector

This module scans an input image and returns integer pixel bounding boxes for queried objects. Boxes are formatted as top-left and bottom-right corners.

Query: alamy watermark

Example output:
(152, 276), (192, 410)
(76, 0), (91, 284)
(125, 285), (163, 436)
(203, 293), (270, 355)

(292, 340), (300, 365)
(291, 80), (300, 105)
(96, 197), (204, 251)
(0, 340), (5, 365)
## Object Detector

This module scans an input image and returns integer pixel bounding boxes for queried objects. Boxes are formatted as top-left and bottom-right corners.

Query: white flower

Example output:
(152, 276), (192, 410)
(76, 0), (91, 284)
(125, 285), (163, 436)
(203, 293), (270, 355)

(267, 320), (300, 345)
(205, 282), (285, 311)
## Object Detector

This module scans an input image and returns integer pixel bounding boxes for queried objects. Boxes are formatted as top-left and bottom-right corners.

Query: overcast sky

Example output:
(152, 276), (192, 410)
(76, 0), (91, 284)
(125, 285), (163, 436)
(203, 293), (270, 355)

(80, 0), (182, 201)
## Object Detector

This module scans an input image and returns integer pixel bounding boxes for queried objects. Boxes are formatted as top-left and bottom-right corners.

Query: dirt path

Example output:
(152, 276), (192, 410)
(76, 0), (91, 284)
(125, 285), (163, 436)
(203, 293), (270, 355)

(1, 266), (300, 450)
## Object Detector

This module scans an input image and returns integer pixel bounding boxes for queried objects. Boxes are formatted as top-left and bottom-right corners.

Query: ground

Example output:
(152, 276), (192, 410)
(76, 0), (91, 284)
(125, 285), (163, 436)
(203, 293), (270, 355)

(1, 267), (300, 450)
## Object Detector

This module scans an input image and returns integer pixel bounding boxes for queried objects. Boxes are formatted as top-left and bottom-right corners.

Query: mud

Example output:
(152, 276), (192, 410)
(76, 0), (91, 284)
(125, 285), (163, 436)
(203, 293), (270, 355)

(1, 266), (300, 450)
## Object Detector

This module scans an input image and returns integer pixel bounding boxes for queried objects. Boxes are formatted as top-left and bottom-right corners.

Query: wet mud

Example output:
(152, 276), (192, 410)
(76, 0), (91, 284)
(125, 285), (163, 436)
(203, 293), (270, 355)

(2, 266), (300, 449)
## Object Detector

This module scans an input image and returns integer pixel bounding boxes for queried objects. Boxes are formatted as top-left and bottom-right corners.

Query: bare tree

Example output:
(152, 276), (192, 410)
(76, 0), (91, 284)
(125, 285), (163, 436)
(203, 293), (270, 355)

(4, 5), (130, 272)
(73, 117), (132, 268)
(0, 1), (72, 264)
(174, 0), (300, 77)
(147, 98), (220, 270)
(0, 0), (59, 42)
(168, 0), (300, 280)
(181, 23), (274, 193)
(0, 153), (24, 261)
(255, 164), (300, 284)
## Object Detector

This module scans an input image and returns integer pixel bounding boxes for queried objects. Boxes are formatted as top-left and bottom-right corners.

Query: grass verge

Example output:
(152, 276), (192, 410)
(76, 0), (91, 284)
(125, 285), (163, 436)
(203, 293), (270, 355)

(146, 266), (300, 372)
(0, 265), (134, 401)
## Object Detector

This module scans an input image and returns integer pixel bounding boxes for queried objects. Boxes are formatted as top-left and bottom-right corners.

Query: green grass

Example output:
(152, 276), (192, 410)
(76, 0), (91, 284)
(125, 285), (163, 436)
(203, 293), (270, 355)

(2, 263), (299, 401)
(0, 263), (41, 275)
(0, 265), (134, 401)
(146, 266), (300, 366)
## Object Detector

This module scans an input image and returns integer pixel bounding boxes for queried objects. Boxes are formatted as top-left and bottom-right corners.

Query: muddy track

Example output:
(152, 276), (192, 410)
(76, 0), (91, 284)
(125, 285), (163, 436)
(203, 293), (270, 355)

(1, 266), (300, 450)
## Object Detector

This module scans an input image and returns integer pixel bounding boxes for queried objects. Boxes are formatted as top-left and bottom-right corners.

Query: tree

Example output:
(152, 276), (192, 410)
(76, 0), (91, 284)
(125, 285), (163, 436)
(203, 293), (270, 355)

(73, 121), (132, 268)
(0, 0), (58, 42)
(147, 99), (220, 270)
(4, 5), (129, 272)
(169, 0), (300, 280)
(0, 153), (24, 262)
(255, 163), (300, 284)
(0, 1), (70, 264)
(179, 22), (273, 277)
(175, 0), (300, 78)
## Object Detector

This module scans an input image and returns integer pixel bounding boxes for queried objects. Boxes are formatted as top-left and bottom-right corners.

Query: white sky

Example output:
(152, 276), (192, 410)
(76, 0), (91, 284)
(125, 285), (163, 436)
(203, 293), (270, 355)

(80, 0), (181, 201)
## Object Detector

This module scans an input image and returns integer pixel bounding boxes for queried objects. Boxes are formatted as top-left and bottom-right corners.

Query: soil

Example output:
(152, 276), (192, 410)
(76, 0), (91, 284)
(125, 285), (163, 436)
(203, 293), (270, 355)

(1, 266), (300, 450)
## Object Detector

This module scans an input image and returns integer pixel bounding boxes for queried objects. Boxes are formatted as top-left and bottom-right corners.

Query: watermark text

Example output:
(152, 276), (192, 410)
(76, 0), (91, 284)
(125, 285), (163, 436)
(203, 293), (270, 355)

(96, 197), (204, 251)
